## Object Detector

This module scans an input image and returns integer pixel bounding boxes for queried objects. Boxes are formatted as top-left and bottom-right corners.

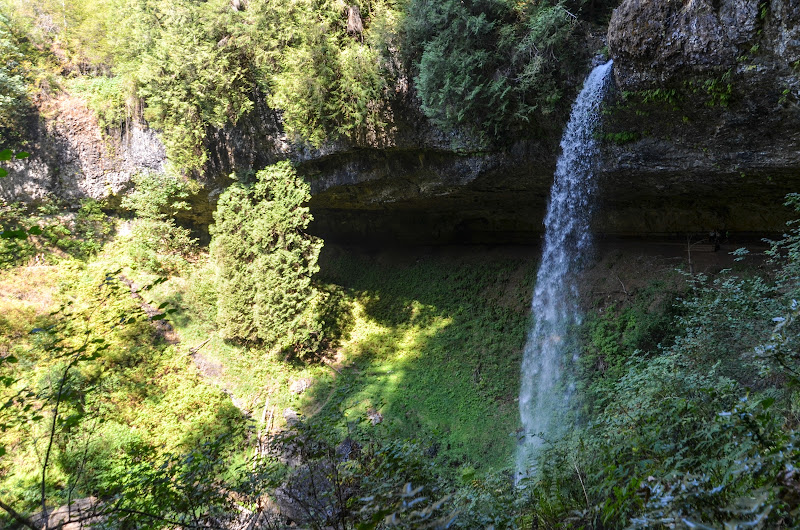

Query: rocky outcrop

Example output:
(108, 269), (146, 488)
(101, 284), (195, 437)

(0, 94), (166, 207)
(599, 0), (800, 235)
(304, 139), (561, 244)
(608, 0), (800, 87)
(6, 1), (800, 242)
(308, 0), (800, 242)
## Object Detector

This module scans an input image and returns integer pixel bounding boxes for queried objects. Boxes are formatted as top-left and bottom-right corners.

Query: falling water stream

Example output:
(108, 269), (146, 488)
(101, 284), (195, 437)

(516, 60), (613, 480)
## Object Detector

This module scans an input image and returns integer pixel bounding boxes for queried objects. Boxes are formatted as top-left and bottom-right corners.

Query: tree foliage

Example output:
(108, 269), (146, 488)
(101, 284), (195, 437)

(212, 161), (324, 352)
(406, 0), (582, 140)
(1, 0), (610, 169)
(264, 0), (397, 147)
(114, 0), (253, 172)
(0, 12), (28, 139)
(119, 172), (198, 274)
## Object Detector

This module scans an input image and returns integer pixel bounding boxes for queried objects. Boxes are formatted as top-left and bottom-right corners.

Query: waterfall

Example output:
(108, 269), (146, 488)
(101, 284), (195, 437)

(516, 60), (613, 480)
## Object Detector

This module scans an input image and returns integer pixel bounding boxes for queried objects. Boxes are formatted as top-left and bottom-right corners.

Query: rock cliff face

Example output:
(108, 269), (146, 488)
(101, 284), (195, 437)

(5, 0), (800, 243)
(0, 94), (166, 207)
(308, 0), (800, 241)
(598, 0), (800, 236)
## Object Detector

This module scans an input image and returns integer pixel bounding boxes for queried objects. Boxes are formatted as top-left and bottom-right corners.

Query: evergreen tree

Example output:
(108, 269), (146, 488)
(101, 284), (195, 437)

(211, 161), (324, 352)
(0, 12), (28, 140)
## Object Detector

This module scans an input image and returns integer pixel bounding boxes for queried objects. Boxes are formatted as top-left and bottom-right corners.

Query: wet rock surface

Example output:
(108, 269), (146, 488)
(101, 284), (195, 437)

(599, 0), (800, 236)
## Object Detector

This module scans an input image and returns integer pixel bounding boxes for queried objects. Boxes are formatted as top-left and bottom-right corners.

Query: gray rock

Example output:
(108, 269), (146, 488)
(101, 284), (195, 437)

(366, 407), (383, 426)
(289, 378), (312, 395)
(283, 407), (301, 426)
(1, 94), (166, 205)
(597, 0), (800, 236)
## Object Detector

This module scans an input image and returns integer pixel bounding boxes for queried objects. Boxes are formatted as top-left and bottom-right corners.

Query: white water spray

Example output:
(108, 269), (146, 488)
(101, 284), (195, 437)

(516, 60), (613, 480)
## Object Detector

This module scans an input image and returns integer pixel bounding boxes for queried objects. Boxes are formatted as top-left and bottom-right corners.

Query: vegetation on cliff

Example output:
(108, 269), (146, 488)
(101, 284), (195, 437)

(0, 0), (619, 171)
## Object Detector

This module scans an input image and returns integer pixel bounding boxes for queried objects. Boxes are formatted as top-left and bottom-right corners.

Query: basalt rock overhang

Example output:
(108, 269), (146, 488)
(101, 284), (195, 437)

(304, 141), (561, 245)
(595, 0), (800, 238)
(305, 144), (800, 245)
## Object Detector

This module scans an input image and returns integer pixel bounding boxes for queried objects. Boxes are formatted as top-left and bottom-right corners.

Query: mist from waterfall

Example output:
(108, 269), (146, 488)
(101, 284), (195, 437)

(516, 60), (613, 480)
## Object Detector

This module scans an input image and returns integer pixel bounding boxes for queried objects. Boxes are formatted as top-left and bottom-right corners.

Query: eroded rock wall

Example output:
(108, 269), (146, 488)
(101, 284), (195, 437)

(599, 0), (800, 236)
(0, 94), (166, 207)
(6, 1), (800, 242)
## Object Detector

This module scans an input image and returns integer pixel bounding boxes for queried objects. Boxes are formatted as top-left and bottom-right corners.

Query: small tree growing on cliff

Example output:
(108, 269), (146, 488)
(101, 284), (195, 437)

(211, 161), (324, 353)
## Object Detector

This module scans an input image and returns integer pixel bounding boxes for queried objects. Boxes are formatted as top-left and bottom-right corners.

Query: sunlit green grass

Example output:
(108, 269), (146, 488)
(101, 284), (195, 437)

(145, 245), (537, 476)
(308, 247), (536, 472)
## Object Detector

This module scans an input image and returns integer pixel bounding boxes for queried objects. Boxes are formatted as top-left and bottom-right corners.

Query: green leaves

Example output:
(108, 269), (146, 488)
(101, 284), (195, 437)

(267, 0), (396, 147)
(0, 148), (29, 179)
(408, 0), (579, 140)
(122, 0), (253, 172)
(0, 13), (29, 132)
(120, 173), (198, 273)
(212, 161), (324, 353)
(0, 228), (26, 240)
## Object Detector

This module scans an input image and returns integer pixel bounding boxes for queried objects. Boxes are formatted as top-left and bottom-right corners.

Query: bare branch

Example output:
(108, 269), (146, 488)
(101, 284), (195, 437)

(0, 497), (38, 530)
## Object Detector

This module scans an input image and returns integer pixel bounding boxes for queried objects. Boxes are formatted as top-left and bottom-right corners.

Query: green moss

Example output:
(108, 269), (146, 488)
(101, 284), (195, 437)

(602, 131), (640, 145)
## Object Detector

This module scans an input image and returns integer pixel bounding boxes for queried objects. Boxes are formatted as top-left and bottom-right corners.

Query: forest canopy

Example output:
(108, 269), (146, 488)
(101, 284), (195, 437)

(0, 0), (617, 171)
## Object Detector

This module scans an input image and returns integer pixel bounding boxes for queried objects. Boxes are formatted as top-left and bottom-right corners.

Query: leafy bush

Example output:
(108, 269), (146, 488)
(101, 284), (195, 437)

(211, 161), (324, 353)
(0, 198), (113, 266)
(0, 12), (28, 139)
(631, 396), (797, 528)
(0, 265), (241, 526)
(65, 75), (126, 129)
(578, 281), (681, 414)
(120, 171), (198, 274)
(183, 256), (219, 326)
(248, 420), (456, 530)
(0, 199), (36, 266)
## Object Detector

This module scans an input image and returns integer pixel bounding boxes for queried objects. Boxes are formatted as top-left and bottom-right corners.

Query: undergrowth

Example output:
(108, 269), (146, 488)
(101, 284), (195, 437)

(0, 198), (114, 267)
(5, 195), (800, 528)
(142, 245), (536, 476)
(0, 258), (241, 522)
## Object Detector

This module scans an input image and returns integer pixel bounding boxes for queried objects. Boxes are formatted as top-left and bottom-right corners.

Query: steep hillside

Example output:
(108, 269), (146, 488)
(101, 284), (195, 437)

(3, 1), (800, 242)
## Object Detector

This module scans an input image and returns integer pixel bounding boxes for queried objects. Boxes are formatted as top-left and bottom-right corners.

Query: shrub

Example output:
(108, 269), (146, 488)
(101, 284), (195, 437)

(211, 161), (324, 353)
(120, 172), (197, 274)
(0, 12), (28, 140)
(249, 420), (455, 530)
(406, 0), (581, 141)
(0, 198), (113, 266)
